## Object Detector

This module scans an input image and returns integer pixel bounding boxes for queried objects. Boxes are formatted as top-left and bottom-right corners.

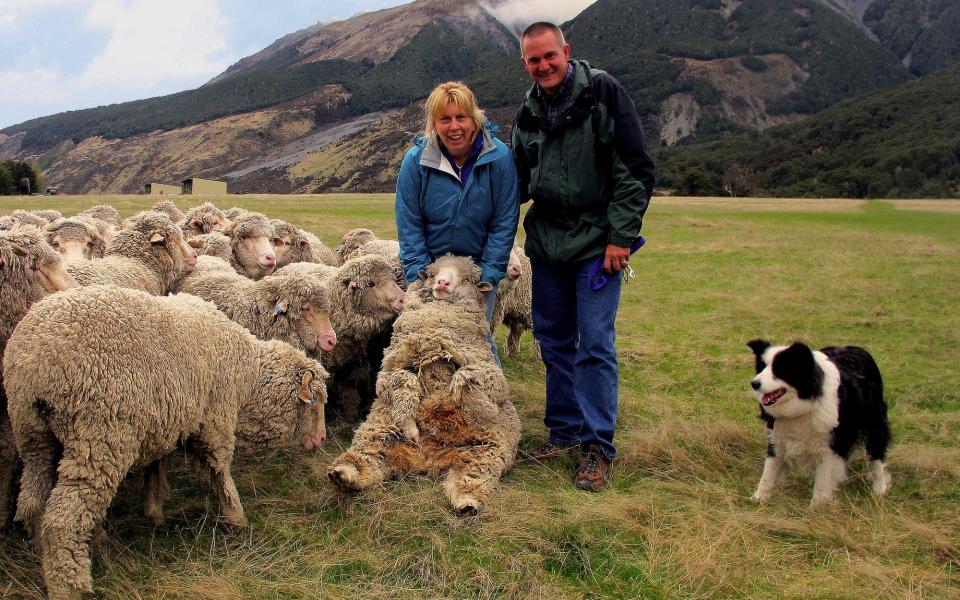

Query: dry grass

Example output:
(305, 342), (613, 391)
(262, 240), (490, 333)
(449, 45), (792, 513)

(1, 195), (958, 599)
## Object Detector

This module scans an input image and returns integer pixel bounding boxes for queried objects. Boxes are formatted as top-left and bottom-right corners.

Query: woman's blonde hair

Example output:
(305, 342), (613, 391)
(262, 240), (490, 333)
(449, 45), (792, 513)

(423, 81), (486, 137)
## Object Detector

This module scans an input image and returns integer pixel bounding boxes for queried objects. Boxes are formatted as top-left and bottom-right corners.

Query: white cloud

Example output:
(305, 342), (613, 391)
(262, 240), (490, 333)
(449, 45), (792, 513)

(481, 0), (597, 33)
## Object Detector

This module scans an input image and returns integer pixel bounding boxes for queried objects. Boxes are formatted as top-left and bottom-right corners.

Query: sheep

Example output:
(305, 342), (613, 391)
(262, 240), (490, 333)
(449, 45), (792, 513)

(172, 255), (338, 355)
(271, 219), (338, 268)
(76, 204), (121, 240)
(45, 217), (108, 260)
(7, 210), (48, 228)
(66, 211), (197, 295)
(181, 202), (231, 238)
(224, 206), (248, 221)
(336, 227), (377, 263)
(190, 210), (276, 280)
(30, 209), (63, 223)
(3, 285), (328, 599)
(337, 228), (405, 291)
(151, 199), (186, 224)
(275, 255), (406, 420)
(328, 255), (520, 516)
(491, 243), (539, 358)
(0, 226), (78, 529)
(187, 230), (233, 264)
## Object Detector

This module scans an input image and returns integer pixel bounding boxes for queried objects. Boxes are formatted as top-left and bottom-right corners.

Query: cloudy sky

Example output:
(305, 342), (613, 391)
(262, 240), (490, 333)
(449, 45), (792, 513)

(0, 0), (595, 130)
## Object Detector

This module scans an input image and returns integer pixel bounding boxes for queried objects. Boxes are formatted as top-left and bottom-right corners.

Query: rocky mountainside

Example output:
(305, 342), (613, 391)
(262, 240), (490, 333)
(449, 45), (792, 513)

(1, 0), (957, 197)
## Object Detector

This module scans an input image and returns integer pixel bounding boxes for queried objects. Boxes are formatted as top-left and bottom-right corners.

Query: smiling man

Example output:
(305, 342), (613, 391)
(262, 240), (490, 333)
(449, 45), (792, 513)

(512, 22), (655, 492)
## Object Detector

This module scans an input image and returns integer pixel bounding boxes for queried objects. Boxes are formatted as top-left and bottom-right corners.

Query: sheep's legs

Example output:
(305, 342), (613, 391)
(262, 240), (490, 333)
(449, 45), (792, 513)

(328, 416), (415, 492)
(0, 414), (21, 529)
(506, 322), (524, 357)
(142, 457), (170, 526)
(13, 414), (60, 540)
(39, 444), (132, 600)
(441, 443), (510, 516)
(191, 426), (245, 527)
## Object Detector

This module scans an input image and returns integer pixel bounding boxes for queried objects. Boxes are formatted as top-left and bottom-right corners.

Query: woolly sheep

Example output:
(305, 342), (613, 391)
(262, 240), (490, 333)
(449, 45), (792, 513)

(224, 206), (248, 221)
(30, 209), (63, 223)
(3, 285), (328, 599)
(328, 255), (520, 515)
(7, 210), (48, 228)
(182, 202), (231, 238)
(271, 219), (338, 268)
(492, 243), (538, 358)
(151, 199), (186, 224)
(45, 217), (108, 260)
(76, 204), (121, 241)
(337, 228), (405, 290)
(191, 210), (276, 279)
(172, 255), (338, 354)
(275, 255), (406, 420)
(66, 211), (197, 295)
(0, 226), (77, 528)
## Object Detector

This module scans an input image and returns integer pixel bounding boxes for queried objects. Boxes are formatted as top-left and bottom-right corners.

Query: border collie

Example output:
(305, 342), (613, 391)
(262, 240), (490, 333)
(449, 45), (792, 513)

(746, 340), (892, 506)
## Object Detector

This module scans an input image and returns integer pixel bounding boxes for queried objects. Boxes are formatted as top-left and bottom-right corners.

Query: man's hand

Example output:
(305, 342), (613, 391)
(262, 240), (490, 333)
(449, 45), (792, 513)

(603, 244), (630, 273)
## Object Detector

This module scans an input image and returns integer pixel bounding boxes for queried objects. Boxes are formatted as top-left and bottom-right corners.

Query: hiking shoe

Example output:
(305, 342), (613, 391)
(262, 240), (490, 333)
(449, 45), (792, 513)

(527, 439), (580, 463)
(573, 445), (611, 492)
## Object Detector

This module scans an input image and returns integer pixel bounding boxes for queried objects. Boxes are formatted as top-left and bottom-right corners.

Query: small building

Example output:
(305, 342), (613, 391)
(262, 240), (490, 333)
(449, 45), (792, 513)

(182, 177), (227, 195)
(145, 182), (182, 195)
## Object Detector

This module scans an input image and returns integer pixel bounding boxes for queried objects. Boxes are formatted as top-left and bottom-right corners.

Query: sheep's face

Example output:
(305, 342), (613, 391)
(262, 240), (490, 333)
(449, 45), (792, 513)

(229, 215), (276, 279)
(341, 256), (406, 318)
(1, 228), (77, 295)
(271, 232), (308, 269)
(506, 245), (523, 280)
(422, 255), (491, 304)
(46, 220), (106, 260)
(184, 204), (230, 236)
(281, 296), (337, 353)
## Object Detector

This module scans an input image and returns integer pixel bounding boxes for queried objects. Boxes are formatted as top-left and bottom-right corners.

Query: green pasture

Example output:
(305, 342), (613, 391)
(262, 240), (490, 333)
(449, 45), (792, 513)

(1, 195), (958, 599)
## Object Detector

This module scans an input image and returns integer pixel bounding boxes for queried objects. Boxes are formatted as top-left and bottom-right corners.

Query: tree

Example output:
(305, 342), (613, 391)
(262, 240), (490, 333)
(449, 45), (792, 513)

(722, 164), (758, 197)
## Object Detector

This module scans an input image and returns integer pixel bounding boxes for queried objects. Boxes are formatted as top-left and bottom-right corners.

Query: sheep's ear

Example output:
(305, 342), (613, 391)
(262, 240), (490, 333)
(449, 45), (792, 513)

(149, 232), (165, 244)
(299, 239), (310, 249)
(297, 370), (315, 404)
(11, 243), (28, 256)
(477, 281), (493, 292)
(188, 238), (203, 249)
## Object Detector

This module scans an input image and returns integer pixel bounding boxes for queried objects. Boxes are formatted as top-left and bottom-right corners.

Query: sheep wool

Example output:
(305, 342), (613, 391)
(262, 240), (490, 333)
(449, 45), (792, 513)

(3, 285), (327, 600)
(182, 202), (230, 238)
(151, 199), (186, 224)
(45, 217), (108, 260)
(328, 255), (520, 516)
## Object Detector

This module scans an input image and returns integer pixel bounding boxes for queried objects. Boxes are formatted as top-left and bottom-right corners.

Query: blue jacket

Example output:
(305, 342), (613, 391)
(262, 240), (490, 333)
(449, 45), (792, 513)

(395, 126), (520, 285)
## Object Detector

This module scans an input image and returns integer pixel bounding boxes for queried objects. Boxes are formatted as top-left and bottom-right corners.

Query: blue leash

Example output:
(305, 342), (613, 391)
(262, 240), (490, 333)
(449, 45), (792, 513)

(587, 236), (646, 291)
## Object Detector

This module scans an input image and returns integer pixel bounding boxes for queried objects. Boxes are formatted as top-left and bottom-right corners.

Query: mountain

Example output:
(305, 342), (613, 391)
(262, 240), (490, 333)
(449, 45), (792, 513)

(655, 62), (960, 198)
(1, 0), (956, 197)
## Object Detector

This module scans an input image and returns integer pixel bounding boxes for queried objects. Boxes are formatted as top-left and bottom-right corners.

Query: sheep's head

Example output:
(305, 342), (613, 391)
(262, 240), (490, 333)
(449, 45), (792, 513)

(335, 255), (406, 319)
(336, 227), (377, 262)
(112, 211), (198, 275)
(151, 199), (185, 224)
(46, 217), (107, 260)
(183, 202), (231, 237)
(419, 254), (492, 304)
(1, 225), (77, 295)
(506, 244), (523, 280)
(266, 274), (338, 354)
(226, 212), (276, 279)
(270, 220), (311, 269)
(78, 204), (121, 226)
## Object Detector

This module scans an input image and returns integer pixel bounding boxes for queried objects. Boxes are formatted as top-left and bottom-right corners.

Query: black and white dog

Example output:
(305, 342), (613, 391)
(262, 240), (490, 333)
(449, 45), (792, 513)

(746, 340), (892, 506)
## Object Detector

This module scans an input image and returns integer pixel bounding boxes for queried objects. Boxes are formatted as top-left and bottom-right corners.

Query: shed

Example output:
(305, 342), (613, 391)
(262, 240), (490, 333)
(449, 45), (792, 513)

(182, 177), (227, 195)
(145, 182), (182, 195)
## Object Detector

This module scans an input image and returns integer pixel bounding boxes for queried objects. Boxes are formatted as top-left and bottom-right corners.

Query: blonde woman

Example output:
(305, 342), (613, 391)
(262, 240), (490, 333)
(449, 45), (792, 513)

(395, 81), (520, 362)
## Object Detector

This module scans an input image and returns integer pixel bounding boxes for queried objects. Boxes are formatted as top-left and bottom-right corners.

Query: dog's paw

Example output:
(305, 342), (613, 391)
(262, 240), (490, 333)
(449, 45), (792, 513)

(327, 464), (361, 491)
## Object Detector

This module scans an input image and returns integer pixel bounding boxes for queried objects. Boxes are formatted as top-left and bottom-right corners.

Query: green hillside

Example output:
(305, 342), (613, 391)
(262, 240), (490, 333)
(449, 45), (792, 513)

(864, 0), (960, 76)
(655, 63), (960, 198)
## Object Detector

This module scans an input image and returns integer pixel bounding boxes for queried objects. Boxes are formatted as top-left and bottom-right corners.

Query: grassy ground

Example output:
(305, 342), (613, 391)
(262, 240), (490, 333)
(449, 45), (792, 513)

(1, 195), (958, 599)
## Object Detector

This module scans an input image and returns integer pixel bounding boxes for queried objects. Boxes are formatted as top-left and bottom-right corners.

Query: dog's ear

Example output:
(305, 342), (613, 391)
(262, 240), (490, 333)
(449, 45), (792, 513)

(774, 342), (823, 399)
(746, 339), (770, 373)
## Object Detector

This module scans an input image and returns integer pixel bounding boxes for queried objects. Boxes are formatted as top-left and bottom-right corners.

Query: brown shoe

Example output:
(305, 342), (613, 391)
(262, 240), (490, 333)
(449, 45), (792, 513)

(527, 439), (580, 463)
(573, 445), (611, 492)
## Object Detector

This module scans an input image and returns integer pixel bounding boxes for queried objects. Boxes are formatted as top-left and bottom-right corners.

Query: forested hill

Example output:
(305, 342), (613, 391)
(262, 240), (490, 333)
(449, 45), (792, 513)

(655, 62), (960, 198)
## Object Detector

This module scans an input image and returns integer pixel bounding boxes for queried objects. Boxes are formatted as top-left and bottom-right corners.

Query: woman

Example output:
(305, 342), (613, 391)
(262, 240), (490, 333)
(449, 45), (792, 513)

(395, 81), (520, 361)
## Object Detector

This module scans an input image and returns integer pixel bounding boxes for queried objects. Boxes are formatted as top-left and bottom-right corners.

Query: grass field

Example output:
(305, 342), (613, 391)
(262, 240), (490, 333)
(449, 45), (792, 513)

(1, 195), (958, 599)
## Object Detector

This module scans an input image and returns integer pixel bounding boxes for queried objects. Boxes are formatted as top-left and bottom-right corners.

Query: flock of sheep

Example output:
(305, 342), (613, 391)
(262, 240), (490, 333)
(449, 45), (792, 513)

(0, 199), (535, 599)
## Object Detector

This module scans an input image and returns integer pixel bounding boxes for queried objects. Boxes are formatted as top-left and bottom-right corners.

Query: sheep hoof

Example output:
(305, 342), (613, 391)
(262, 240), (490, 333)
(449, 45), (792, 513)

(328, 464), (360, 491)
(453, 496), (479, 517)
(220, 511), (247, 528)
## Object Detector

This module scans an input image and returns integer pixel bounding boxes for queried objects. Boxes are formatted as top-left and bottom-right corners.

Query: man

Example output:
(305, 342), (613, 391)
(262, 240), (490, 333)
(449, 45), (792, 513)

(512, 22), (654, 492)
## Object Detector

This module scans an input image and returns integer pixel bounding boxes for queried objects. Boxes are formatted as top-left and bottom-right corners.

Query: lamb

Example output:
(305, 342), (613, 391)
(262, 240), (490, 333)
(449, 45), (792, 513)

(151, 199), (186, 224)
(45, 217), (108, 260)
(0, 226), (77, 528)
(172, 255), (338, 355)
(328, 255), (521, 516)
(3, 285), (328, 599)
(271, 219), (338, 268)
(275, 255), (406, 420)
(191, 210), (276, 279)
(66, 211), (197, 295)
(491, 243), (538, 358)
(181, 202), (231, 238)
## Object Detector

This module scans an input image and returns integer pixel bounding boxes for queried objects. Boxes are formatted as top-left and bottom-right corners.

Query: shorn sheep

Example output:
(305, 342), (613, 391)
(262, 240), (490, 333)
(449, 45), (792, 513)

(0, 226), (77, 528)
(492, 243), (538, 358)
(181, 202), (231, 238)
(173, 255), (338, 354)
(45, 217), (108, 260)
(3, 285), (328, 600)
(191, 210), (277, 279)
(66, 211), (197, 295)
(328, 255), (520, 515)
(276, 256), (406, 420)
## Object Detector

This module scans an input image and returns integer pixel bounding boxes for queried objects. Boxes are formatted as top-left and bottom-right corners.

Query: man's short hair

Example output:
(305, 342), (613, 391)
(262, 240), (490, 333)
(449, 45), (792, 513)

(520, 22), (566, 47)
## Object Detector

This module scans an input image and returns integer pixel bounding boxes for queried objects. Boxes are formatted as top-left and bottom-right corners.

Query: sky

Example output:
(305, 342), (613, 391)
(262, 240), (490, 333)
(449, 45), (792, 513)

(0, 0), (596, 131)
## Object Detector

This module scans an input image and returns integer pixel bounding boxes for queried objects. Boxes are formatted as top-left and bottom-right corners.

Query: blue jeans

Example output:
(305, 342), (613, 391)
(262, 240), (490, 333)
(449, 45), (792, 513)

(482, 288), (501, 368)
(531, 259), (622, 460)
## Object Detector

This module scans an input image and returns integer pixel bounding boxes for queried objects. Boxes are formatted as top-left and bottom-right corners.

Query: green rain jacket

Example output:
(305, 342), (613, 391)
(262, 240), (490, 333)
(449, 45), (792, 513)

(512, 60), (655, 265)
